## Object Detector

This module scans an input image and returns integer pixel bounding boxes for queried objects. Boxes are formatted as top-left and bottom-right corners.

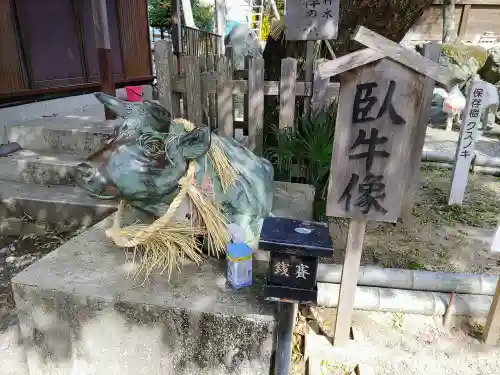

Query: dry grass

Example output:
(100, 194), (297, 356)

(121, 221), (205, 282)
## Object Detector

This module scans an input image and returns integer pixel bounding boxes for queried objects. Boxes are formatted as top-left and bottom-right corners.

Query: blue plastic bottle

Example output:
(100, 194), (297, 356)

(227, 224), (253, 289)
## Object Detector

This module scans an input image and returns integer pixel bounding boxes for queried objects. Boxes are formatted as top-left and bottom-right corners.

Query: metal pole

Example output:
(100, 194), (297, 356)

(91, 0), (115, 120)
(274, 302), (297, 375)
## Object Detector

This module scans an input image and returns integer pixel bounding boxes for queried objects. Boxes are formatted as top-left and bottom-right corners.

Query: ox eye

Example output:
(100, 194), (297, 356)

(138, 134), (166, 159)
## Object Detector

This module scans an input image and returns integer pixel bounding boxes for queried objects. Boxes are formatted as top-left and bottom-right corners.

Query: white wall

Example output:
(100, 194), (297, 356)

(226, 0), (251, 23)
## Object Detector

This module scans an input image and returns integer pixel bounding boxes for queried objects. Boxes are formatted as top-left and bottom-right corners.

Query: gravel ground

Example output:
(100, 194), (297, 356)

(0, 232), (78, 375)
(424, 125), (500, 157)
(304, 308), (500, 375)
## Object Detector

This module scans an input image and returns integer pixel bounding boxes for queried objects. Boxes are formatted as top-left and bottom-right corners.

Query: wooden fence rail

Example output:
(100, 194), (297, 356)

(154, 40), (340, 154)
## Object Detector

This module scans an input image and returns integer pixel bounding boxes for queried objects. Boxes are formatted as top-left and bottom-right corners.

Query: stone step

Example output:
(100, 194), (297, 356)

(8, 116), (119, 154)
(0, 149), (84, 185)
(0, 179), (116, 227)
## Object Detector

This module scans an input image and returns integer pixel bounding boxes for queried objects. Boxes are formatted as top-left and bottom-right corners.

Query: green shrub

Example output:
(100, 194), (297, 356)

(264, 102), (337, 205)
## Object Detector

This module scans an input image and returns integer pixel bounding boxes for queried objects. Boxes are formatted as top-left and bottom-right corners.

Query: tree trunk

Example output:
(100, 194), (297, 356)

(443, 0), (457, 43)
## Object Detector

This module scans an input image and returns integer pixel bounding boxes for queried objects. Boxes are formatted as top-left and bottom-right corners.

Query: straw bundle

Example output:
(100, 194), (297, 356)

(105, 119), (236, 280)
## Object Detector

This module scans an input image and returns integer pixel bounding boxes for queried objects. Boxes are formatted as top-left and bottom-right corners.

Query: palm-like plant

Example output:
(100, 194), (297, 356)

(265, 102), (337, 204)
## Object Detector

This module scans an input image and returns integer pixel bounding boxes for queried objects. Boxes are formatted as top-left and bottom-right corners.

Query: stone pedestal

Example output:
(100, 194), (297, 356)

(12, 217), (276, 375)
(12, 182), (317, 374)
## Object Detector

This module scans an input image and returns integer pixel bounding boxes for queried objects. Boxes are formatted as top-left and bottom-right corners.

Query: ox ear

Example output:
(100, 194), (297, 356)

(178, 126), (211, 160)
(143, 100), (172, 133)
(94, 92), (128, 118)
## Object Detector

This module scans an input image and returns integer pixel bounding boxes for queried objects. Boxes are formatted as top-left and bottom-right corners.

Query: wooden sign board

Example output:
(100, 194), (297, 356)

(326, 58), (426, 222)
(286, 0), (339, 40)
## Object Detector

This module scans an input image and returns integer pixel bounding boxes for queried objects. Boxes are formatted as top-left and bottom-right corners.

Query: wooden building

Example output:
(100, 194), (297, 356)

(0, 0), (153, 104)
(404, 0), (500, 42)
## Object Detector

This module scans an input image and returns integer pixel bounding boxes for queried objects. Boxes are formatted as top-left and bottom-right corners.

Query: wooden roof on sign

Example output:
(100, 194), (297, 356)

(318, 26), (454, 90)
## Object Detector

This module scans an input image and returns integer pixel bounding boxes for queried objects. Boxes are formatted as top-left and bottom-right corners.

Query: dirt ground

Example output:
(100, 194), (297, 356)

(0, 230), (81, 375)
(0, 232), (76, 327)
(293, 307), (500, 375)
(329, 165), (500, 274)
(295, 164), (500, 374)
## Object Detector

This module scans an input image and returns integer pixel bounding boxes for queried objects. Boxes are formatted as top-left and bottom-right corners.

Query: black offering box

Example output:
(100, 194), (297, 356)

(259, 217), (333, 304)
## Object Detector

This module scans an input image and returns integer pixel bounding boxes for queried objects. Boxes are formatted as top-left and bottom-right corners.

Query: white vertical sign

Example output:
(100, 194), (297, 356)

(448, 80), (498, 205)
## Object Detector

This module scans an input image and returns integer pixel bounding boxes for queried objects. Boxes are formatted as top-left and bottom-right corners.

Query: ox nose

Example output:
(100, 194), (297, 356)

(74, 161), (120, 200)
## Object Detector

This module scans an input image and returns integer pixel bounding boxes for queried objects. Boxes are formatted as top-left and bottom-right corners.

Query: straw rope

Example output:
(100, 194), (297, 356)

(105, 119), (236, 271)
(105, 161), (196, 247)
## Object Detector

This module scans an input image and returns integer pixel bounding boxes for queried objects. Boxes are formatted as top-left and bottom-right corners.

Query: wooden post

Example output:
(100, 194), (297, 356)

(154, 40), (173, 115)
(448, 80), (498, 205)
(91, 0), (115, 120)
(214, 0), (226, 54)
(169, 51), (182, 118)
(248, 58), (265, 154)
(400, 42), (441, 220)
(243, 56), (250, 124)
(199, 55), (210, 125)
(332, 220), (366, 347)
(484, 221), (500, 345)
(484, 281), (500, 346)
(216, 56), (233, 137)
(171, 0), (182, 61)
(206, 55), (217, 129)
(458, 4), (471, 41)
(183, 55), (203, 125)
(303, 41), (316, 118)
(311, 58), (330, 115)
(279, 58), (298, 129)
(491, 221), (500, 253)
(445, 113), (454, 132)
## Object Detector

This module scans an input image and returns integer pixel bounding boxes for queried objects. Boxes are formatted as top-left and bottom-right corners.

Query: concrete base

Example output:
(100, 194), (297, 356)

(12, 216), (276, 375)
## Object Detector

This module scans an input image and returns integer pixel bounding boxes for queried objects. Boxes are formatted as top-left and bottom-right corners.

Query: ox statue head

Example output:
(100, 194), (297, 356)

(74, 93), (211, 216)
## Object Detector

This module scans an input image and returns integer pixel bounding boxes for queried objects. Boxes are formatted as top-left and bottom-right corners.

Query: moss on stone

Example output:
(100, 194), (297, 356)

(440, 43), (488, 67)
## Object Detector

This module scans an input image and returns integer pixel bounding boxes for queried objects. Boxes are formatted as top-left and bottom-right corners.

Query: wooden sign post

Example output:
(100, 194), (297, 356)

(285, 0), (339, 40)
(484, 213), (500, 345)
(319, 26), (452, 347)
(448, 80), (499, 205)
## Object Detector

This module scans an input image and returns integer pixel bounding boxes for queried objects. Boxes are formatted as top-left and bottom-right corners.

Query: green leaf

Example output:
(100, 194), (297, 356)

(264, 101), (337, 193)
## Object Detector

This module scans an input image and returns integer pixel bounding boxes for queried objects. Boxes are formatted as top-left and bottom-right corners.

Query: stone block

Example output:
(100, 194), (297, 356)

(12, 216), (276, 375)
(272, 181), (315, 221)
(9, 117), (116, 154)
